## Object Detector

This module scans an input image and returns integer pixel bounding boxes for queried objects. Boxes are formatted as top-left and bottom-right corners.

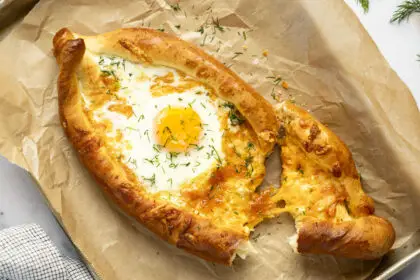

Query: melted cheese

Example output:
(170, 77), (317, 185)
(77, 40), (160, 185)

(80, 54), (273, 232)
(270, 125), (354, 224)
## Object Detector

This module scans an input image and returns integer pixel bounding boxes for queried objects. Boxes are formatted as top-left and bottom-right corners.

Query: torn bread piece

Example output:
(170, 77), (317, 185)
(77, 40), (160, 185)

(273, 101), (395, 259)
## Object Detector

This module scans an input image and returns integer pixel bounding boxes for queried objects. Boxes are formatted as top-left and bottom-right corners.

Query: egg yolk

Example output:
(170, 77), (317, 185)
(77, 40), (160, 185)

(154, 106), (202, 152)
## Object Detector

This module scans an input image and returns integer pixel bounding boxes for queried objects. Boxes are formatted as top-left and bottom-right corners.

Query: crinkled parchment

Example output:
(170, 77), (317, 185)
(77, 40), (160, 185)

(0, 0), (419, 279)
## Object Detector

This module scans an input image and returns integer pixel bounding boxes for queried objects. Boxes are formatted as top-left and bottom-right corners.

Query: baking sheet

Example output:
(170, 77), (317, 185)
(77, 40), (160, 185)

(0, 0), (38, 36)
(0, 0), (419, 279)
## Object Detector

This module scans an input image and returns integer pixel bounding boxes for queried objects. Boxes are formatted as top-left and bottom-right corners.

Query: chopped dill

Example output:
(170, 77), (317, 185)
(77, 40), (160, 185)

(212, 17), (224, 32)
(232, 52), (243, 59)
(142, 173), (156, 186)
(170, 3), (181, 11)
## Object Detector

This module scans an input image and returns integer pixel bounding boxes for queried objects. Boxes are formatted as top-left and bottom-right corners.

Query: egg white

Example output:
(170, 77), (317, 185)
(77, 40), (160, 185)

(83, 55), (225, 193)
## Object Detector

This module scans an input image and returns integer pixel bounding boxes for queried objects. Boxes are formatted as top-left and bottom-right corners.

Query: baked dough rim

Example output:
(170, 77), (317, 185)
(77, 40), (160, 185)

(52, 27), (280, 265)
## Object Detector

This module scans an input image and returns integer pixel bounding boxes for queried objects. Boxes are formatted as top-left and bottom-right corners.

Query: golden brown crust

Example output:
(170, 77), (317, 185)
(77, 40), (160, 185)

(77, 27), (279, 152)
(275, 101), (395, 260)
(53, 27), (255, 265)
(296, 216), (395, 260)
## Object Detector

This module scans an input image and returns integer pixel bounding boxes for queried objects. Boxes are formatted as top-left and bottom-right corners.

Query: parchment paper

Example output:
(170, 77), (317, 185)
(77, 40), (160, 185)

(0, 0), (420, 279)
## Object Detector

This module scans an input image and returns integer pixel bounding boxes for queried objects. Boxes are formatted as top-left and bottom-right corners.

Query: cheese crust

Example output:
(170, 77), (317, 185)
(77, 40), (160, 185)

(274, 101), (395, 259)
(53, 27), (279, 265)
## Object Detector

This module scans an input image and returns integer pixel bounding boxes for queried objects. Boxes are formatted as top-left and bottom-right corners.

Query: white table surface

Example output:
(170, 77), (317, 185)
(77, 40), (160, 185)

(0, 0), (419, 279)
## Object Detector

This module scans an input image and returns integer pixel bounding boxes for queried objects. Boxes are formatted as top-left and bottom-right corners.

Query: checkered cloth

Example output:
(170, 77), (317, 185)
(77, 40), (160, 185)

(0, 224), (93, 280)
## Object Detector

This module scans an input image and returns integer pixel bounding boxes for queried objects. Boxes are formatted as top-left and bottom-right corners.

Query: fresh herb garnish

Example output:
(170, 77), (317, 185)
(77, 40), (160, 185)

(266, 76), (282, 86)
(210, 145), (222, 165)
(128, 157), (137, 167)
(110, 61), (120, 67)
(356, 0), (369, 13)
(144, 155), (160, 167)
(391, 0), (420, 23)
(188, 99), (196, 108)
(229, 111), (245, 125)
(201, 33), (208, 46)
(170, 3), (181, 11)
(168, 152), (180, 162)
(232, 145), (241, 157)
(232, 52), (243, 59)
(142, 173), (156, 186)
(225, 63), (233, 69)
(223, 102), (244, 125)
(169, 163), (179, 169)
(101, 69), (117, 79)
(144, 129), (150, 142)
(212, 17), (224, 32)
(126, 126), (139, 132)
(245, 155), (254, 177)
(222, 102), (235, 109)
(189, 144), (204, 151)
(137, 114), (145, 121)
(153, 144), (162, 153)
(266, 76), (283, 99)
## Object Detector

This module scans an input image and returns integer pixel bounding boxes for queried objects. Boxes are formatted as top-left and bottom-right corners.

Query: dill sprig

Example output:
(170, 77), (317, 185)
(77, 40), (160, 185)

(391, 0), (420, 23)
(229, 111), (244, 125)
(170, 3), (181, 11)
(142, 173), (156, 186)
(209, 145), (222, 165)
(356, 0), (369, 13)
(212, 17), (225, 32)
(232, 52), (243, 59)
